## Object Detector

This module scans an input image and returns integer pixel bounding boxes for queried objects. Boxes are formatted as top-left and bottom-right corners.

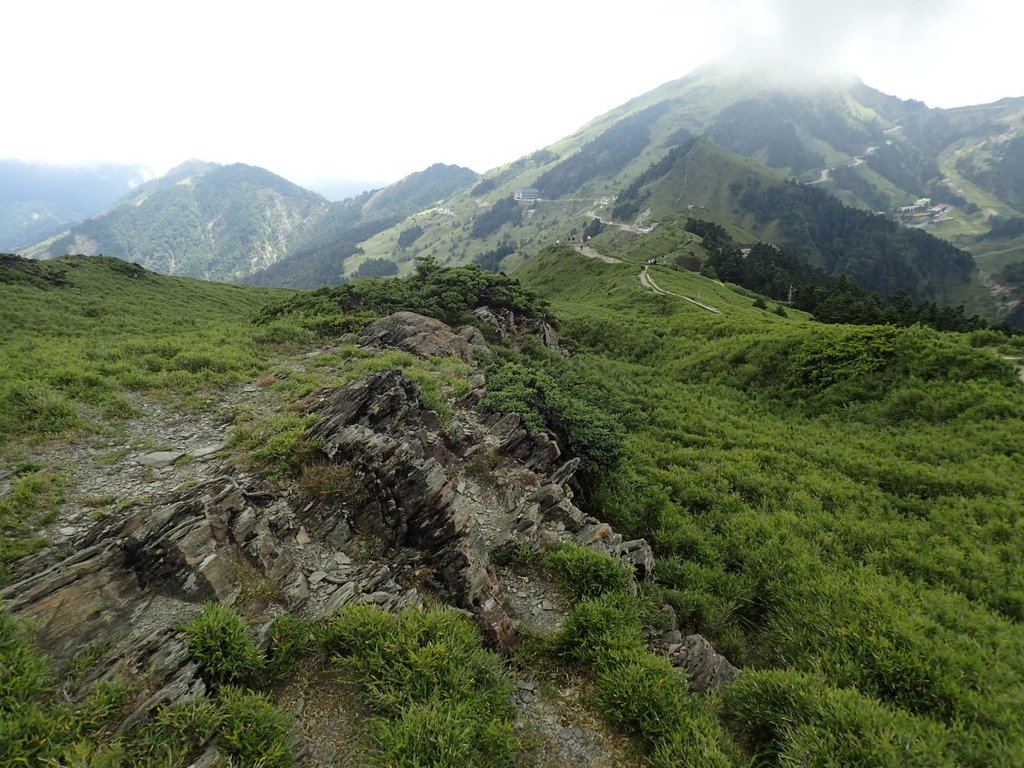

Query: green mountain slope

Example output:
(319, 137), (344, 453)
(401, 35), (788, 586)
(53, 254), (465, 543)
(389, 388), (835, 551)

(242, 163), (478, 288)
(19, 162), (478, 286)
(513, 247), (1024, 766)
(4, 252), (1024, 765)
(346, 63), (1023, 322)
(0, 253), (288, 441)
(20, 162), (332, 281)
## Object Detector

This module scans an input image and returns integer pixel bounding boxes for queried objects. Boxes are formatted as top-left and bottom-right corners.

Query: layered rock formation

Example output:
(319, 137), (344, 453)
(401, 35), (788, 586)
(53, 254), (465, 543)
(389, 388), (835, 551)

(1, 309), (737, 753)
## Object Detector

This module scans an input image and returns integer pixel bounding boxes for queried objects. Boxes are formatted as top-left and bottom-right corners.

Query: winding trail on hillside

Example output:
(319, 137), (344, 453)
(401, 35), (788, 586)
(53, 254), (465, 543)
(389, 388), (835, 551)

(572, 242), (722, 314)
(640, 265), (722, 314)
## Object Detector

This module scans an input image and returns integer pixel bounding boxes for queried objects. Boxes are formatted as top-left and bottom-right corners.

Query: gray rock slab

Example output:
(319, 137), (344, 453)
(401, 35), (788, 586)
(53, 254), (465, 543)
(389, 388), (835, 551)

(138, 451), (184, 468)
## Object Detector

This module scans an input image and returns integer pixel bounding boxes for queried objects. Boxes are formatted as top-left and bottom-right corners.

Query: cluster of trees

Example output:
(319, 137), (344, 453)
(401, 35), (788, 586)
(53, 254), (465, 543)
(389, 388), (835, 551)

(864, 140), (940, 197)
(687, 219), (994, 332)
(981, 215), (1024, 241)
(471, 197), (522, 239)
(396, 224), (424, 248)
(612, 136), (697, 221)
(735, 180), (975, 299)
(475, 240), (516, 272)
(707, 97), (825, 174)
(256, 256), (553, 329)
(827, 165), (891, 211)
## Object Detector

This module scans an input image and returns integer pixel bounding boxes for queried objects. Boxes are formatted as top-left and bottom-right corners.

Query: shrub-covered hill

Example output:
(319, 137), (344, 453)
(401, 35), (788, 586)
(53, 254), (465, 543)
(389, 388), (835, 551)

(0, 254), (290, 441)
(515, 247), (1024, 766)
(3, 251), (1024, 766)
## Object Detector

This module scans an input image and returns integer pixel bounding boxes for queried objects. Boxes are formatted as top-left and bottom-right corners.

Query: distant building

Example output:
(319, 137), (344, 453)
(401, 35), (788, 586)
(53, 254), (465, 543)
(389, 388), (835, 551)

(513, 188), (539, 203)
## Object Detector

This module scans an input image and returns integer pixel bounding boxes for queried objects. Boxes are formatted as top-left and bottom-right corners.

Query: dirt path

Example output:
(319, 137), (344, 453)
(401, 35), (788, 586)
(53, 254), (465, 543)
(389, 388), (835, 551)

(577, 244), (621, 263)
(640, 265), (721, 314)
(572, 244), (722, 314)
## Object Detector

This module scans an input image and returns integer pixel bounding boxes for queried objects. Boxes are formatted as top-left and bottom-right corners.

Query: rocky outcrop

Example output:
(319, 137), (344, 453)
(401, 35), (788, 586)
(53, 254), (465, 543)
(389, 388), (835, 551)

(1, 309), (735, 754)
(471, 306), (561, 351)
(299, 364), (656, 651)
(361, 311), (475, 363)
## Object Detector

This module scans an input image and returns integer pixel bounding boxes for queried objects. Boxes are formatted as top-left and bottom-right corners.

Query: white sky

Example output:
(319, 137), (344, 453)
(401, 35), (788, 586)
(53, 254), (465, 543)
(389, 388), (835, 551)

(3, 0), (1022, 190)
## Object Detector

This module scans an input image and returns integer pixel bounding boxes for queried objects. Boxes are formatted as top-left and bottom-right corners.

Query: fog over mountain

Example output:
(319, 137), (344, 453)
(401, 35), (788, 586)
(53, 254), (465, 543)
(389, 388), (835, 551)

(4, 1), (1020, 186)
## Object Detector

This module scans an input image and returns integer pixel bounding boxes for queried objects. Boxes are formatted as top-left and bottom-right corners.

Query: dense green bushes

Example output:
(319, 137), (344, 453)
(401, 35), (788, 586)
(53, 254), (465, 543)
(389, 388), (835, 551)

(516, 247), (1024, 766)
(720, 669), (959, 767)
(479, 354), (627, 494)
(678, 322), (1021, 421)
(317, 605), (517, 767)
(256, 256), (553, 330)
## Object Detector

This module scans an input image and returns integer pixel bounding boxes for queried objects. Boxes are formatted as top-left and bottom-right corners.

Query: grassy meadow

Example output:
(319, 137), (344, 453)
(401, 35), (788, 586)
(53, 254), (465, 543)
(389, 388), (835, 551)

(3, 249), (1024, 766)
(0, 255), (292, 441)
(515, 247), (1024, 766)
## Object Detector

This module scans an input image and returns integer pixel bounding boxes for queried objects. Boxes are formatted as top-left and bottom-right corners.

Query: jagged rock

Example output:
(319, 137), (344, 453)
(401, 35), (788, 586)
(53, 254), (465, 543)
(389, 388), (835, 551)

(455, 324), (490, 355)
(618, 539), (656, 579)
(471, 306), (561, 352)
(1, 476), (309, 725)
(361, 311), (474, 363)
(669, 634), (741, 693)
(4, 318), (663, 751)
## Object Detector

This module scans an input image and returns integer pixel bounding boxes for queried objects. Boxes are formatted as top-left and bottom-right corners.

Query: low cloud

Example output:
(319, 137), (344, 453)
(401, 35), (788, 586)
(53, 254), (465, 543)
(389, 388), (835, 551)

(713, 0), (960, 82)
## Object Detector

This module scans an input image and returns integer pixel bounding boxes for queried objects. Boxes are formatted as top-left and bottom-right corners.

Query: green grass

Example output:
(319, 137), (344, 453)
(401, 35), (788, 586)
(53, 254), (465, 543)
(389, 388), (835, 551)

(0, 255), (290, 444)
(6, 252), (1024, 765)
(0, 467), (65, 582)
(516, 247), (1024, 766)
(182, 602), (266, 686)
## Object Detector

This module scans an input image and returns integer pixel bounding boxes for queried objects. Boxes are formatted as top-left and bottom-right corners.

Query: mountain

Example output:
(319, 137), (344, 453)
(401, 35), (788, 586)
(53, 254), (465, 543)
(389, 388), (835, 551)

(337, 62), (1023, 322)
(241, 163), (478, 288)
(19, 162), (478, 285)
(4, 253), (1024, 766)
(15, 63), (1024, 319)
(19, 161), (333, 282)
(0, 160), (148, 250)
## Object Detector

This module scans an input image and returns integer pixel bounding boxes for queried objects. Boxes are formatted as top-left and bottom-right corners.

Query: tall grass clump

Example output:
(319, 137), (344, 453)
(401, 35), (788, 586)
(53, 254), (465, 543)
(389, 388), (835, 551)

(0, 468), (65, 582)
(182, 603), (265, 686)
(547, 591), (738, 766)
(544, 543), (635, 601)
(316, 604), (518, 767)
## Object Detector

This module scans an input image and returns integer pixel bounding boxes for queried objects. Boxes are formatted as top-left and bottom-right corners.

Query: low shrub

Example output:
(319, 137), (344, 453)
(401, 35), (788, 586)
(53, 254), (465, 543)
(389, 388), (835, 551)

(719, 669), (959, 767)
(296, 462), (369, 506)
(182, 603), (264, 686)
(217, 686), (295, 768)
(0, 469), (65, 583)
(366, 698), (517, 768)
(228, 412), (321, 482)
(544, 544), (634, 602)
(317, 605), (517, 766)
(264, 614), (316, 681)
(0, 380), (81, 437)
(549, 591), (644, 666)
